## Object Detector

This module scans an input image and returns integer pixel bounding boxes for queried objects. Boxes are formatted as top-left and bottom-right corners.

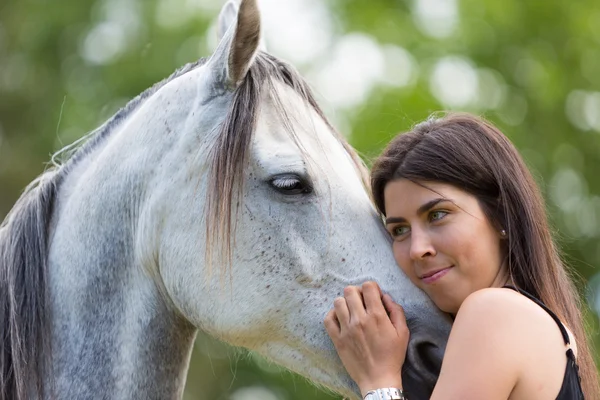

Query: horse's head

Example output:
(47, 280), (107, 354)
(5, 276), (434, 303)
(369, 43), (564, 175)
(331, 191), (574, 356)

(133, 0), (451, 398)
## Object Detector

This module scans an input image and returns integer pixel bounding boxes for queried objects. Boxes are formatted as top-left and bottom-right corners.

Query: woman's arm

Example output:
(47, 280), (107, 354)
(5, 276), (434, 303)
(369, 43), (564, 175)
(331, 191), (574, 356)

(429, 289), (520, 399)
(325, 283), (530, 399)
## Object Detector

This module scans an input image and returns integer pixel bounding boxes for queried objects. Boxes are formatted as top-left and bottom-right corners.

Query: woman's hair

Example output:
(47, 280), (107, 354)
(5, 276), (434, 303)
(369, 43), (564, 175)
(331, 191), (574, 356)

(371, 112), (599, 398)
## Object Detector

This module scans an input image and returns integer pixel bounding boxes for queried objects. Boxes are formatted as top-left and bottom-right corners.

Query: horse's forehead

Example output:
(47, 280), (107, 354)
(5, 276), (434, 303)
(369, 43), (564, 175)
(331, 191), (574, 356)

(158, 63), (228, 107)
(252, 81), (354, 178)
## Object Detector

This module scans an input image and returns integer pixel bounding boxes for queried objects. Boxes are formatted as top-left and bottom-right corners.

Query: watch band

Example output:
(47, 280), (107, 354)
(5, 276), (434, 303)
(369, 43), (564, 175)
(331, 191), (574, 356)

(363, 387), (406, 400)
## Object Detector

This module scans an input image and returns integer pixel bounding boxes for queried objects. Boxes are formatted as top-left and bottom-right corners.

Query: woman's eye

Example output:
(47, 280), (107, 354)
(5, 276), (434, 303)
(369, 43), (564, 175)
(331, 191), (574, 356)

(391, 226), (410, 237)
(429, 210), (448, 221)
(270, 175), (312, 195)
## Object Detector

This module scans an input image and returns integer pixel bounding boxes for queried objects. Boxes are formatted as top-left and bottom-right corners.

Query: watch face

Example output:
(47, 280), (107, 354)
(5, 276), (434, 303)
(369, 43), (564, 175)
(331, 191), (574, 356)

(363, 388), (404, 400)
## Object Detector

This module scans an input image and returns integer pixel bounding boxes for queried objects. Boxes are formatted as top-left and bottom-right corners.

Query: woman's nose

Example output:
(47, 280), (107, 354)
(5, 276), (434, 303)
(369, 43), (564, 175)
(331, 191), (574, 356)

(409, 228), (436, 260)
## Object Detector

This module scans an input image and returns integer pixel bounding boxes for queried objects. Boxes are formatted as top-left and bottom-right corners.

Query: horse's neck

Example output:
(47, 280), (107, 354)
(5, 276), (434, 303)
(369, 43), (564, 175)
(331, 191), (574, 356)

(46, 145), (197, 400)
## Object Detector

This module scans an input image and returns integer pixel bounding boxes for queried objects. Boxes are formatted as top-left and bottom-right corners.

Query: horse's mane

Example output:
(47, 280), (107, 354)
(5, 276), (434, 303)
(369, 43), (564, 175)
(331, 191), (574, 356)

(0, 52), (368, 400)
(0, 57), (208, 400)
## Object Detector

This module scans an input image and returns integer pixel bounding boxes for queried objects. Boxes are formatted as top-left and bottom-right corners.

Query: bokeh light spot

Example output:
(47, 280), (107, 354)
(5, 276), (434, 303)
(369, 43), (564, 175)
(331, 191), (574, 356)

(566, 90), (600, 132)
(412, 0), (458, 39)
(550, 168), (587, 214)
(380, 45), (418, 88)
(476, 68), (507, 110)
(309, 33), (384, 110)
(81, 22), (127, 65)
(497, 91), (528, 126)
(0, 53), (30, 92)
(429, 56), (478, 108)
(260, 0), (333, 65)
(230, 386), (281, 400)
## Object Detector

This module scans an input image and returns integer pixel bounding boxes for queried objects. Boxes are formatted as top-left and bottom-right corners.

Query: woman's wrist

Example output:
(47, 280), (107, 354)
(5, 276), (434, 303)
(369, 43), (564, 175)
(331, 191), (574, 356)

(359, 377), (403, 398)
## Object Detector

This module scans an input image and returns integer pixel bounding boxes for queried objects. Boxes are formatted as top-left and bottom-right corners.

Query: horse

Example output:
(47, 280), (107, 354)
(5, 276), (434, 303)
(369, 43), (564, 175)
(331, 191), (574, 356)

(0, 0), (451, 399)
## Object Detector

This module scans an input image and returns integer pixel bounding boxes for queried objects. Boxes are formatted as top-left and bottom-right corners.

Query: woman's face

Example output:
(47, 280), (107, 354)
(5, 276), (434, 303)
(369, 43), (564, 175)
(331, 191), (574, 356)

(383, 179), (507, 315)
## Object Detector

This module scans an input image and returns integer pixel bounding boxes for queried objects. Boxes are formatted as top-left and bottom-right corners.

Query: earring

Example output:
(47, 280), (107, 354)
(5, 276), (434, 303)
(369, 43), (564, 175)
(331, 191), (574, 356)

(500, 229), (507, 237)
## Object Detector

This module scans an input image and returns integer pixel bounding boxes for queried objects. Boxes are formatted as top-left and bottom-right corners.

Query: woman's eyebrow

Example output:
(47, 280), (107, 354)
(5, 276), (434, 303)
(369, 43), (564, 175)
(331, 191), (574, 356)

(385, 198), (452, 225)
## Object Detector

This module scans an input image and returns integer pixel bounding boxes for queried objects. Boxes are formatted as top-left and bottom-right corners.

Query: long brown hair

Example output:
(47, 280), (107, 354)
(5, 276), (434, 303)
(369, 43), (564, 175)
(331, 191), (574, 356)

(371, 112), (599, 398)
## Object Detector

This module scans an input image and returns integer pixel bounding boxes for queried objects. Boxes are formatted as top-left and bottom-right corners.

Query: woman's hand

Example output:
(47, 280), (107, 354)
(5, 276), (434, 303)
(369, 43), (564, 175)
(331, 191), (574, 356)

(324, 281), (409, 397)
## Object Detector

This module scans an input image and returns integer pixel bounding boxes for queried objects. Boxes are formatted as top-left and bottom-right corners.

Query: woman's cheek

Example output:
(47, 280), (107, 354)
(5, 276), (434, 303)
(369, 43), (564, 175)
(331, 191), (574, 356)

(393, 242), (417, 282)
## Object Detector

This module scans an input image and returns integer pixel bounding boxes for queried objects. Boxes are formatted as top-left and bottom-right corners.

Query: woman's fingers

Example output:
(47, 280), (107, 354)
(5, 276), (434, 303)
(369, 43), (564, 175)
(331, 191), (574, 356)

(330, 284), (404, 334)
(343, 285), (366, 321)
(333, 296), (350, 326)
(362, 281), (387, 317)
(323, 285), (409, 394)
(383, 294), (409, 335)
(324, 308), (341, 337)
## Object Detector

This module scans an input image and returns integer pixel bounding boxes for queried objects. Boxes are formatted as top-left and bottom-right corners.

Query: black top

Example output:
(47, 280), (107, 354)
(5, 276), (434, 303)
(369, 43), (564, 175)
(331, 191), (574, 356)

(503, 285), (584, 399)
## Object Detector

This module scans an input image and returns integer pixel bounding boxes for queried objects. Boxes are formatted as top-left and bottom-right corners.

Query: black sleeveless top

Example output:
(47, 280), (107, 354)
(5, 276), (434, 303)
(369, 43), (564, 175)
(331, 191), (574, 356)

(503, 286), (584, 399)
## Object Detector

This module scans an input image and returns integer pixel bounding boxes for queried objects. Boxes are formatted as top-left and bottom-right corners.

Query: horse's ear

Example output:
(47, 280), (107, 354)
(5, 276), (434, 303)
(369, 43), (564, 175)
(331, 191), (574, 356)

(209, 0), (265, 89)
(217, 0), (239, 41)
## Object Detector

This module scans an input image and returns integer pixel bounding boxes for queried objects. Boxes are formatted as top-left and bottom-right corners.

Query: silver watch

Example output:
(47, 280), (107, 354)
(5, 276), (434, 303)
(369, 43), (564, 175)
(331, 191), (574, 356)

(363, 387), (406, 400)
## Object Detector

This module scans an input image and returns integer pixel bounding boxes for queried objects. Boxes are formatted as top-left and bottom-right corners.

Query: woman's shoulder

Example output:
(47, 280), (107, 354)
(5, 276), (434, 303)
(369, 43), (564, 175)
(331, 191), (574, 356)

(454, 287), (566, 342)
(434, 288), (573, 399)
(459, 286), (535, 314)
(457, 287), (564, 329)
(446, 287), (570, 398)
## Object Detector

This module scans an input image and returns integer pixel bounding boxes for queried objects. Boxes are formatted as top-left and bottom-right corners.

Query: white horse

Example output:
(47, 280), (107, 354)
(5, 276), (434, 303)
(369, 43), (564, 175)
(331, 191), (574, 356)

(0, 1), (450, 399)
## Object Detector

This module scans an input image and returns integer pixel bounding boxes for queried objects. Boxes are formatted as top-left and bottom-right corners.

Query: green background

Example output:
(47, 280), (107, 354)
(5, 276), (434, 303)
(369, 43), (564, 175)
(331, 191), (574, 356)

(1, 0), (599, 398)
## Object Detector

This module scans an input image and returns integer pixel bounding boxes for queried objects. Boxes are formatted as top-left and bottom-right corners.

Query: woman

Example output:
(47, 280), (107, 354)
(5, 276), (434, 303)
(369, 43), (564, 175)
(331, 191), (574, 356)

(324, 113), (599, 399)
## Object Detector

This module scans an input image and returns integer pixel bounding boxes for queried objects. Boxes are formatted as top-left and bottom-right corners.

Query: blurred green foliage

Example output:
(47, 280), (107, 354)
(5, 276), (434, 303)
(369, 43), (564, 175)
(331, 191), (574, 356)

(1, 0), (599, 398)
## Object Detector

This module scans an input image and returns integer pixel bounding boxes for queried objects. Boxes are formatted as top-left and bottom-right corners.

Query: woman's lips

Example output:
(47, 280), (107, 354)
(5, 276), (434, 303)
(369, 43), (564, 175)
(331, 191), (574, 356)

(420, 266), (453, 284)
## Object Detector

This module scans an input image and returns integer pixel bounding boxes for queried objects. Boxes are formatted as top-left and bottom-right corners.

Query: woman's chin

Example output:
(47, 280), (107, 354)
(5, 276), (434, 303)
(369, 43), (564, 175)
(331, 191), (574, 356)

(428, 294), (458, 315)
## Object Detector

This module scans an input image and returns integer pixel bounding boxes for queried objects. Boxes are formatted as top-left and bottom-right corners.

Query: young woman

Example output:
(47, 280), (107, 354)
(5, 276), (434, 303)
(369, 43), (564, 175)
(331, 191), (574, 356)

(324, 113), (599, 399)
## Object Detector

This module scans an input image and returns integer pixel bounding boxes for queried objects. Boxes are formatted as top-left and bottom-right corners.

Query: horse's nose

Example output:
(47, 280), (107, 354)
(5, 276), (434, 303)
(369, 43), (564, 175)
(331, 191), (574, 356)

(402, 341), (444, 399)
(401, 306), (451, 399)
(411, 338), (444, 378)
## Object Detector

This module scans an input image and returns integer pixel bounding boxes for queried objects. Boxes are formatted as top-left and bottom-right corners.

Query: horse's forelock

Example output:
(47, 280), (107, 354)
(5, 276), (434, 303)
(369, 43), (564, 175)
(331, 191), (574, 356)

(204, 52), (370, 281)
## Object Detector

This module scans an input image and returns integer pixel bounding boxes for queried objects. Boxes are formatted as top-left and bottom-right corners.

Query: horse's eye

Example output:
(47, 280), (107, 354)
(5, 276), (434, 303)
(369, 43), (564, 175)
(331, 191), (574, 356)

(270, 174), (312, 195)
